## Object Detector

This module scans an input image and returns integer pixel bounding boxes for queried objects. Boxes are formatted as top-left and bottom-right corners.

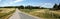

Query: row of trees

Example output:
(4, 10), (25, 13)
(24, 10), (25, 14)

(0, 3), (60, 10)
(53, 3), (60, 10)
(3, 5), (40, 9)
(18, 5), (40, 9)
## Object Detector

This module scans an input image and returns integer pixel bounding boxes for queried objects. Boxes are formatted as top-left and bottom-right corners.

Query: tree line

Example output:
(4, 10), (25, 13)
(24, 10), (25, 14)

(53, 3), (60, 10)
(2, 5), (41, 9)
(0, 3), (60, 10)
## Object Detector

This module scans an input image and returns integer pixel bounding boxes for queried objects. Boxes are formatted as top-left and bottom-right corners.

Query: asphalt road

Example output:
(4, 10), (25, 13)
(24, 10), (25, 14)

(9, 9), (21, 19)
(9, 8), (42, 19)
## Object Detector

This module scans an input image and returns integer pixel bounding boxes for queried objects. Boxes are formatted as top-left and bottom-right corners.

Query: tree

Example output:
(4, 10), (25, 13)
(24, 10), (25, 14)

(53, 3), (60, 10)
(58, 3), (60, 9)
(53, 3), (59, 10)
(53, 4), (58, 9)
(25, 5), (32, 10)
(18, 5), (24, 9)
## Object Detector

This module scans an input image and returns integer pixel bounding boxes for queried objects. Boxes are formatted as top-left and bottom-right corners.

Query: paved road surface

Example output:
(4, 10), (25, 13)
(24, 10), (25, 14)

(9, 8), (42, 19)
(9, 9), (21, 19)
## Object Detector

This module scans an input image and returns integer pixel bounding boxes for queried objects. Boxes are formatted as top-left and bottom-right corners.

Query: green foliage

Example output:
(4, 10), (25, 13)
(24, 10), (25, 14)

(53, 4), (58, 8)
(58, 3), (60, 9)
(53, 3), (60, 10)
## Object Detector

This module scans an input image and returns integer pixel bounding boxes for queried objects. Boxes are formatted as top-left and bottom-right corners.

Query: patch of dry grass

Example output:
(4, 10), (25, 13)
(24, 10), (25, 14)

(20, 9), (60, 19)
(0, 8), (16, 19)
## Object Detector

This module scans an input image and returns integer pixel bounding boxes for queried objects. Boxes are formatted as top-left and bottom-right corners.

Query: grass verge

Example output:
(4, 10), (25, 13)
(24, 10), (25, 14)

(0, 8), (16, 19)
(19, 9), (60, 19)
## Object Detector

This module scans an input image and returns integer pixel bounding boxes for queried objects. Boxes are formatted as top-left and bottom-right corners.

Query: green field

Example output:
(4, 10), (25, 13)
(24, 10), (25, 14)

(19, 9), (60, 19)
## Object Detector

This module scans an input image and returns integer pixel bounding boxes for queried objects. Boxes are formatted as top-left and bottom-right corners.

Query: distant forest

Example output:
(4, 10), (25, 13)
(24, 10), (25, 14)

(0, 3), (60, 10)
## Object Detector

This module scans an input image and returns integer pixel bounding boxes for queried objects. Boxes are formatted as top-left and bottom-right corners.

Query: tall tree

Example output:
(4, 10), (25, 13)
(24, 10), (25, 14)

(53, 4), (58, 9)
(58, 3), (60, 9)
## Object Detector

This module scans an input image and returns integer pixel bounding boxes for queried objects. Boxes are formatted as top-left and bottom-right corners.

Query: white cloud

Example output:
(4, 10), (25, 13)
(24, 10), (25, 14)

(40, 3), (54, 8)
(0, 0), (24, 6)
(10, 0), (23, 4)
(14, 0), (23, 3)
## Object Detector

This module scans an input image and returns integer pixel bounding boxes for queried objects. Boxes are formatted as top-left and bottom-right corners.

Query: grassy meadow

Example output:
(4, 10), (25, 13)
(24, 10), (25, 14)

(0, 8), (16, 19)
(19, 9), (60, 19)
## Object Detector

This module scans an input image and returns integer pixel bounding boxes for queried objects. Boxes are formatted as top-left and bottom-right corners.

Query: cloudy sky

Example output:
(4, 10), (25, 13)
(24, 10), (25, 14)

(0, 0), (60, 8)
